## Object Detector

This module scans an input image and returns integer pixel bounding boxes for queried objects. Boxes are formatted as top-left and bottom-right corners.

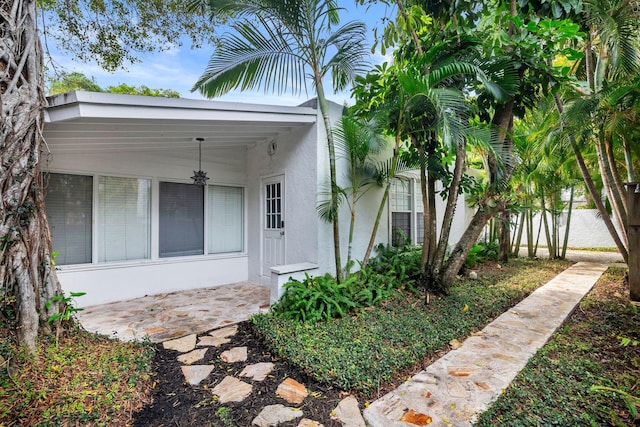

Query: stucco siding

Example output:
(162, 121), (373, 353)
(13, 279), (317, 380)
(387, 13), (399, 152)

(246, 124), (319, 282)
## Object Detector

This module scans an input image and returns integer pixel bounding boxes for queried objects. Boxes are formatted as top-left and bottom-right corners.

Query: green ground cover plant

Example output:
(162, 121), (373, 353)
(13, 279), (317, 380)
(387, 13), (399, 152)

(272, 244), (421, 323)
(0, 325), (153, 426)
(252, 258), (569, 395)
(476, 267), (639, 426)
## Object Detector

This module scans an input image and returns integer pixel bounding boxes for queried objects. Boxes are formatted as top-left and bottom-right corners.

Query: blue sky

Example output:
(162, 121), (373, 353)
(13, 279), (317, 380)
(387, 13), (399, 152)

(46, 1), (395, 107)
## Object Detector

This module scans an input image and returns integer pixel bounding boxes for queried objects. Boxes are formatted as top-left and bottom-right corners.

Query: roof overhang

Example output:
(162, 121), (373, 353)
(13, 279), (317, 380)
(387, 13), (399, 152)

(44, 91), (318, 154)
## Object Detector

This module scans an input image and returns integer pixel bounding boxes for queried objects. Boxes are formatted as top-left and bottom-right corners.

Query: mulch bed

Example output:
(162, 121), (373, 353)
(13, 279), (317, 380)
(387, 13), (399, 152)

(132, 321), (347, 426)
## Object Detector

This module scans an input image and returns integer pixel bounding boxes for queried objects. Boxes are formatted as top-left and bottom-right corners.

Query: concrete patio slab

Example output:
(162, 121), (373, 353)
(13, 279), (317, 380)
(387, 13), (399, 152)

(76, 281), (270, 342)
(363, 262), (610, 427)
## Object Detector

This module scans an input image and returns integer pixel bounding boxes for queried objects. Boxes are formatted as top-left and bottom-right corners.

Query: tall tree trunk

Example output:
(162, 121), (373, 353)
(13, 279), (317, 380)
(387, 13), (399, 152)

(597, 136), (628, 245)
(512, 210), (524, 256)
(315, 81), (342, 280)
(426, 169), (437, 264)
(1, 0), (63, 352)
(418, 145), (429, 270)
(553, 94), (629, 262)
(360, 183), (389, 271)
(540, 189), (554, 258)
(498, 201), (510, 262)
(623, 136), (635, 182)
(561, 185), (574, 259)
(606, 136), (628, 216)
(437, 202), (492, 287)
(433, 142), (465, 271)
(361, 113), (405, 271)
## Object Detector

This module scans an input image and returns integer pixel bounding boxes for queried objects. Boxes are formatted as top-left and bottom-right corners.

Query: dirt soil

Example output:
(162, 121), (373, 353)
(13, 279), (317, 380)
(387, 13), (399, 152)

(132, 321), (347, 427)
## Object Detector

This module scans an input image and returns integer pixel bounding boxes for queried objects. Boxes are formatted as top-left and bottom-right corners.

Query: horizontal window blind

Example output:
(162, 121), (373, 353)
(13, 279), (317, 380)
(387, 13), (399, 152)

(159, 182), (204, 257)
(44, 173), (93, 265)
(98, 176), (151, 262)
(208, 185), (244, 254)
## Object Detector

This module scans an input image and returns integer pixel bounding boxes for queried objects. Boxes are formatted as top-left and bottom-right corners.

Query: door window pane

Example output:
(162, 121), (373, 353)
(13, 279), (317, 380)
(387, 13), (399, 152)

(159, 182), (204, 257)
(265, 182), (282, 230)
(208, 186), (244, 253)
(98, 176), (151, 262)
(45, 173), (93, 265)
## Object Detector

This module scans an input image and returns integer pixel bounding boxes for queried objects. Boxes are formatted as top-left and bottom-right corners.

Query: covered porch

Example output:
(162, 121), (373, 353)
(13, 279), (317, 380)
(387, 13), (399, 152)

(44, 91), (320, 307)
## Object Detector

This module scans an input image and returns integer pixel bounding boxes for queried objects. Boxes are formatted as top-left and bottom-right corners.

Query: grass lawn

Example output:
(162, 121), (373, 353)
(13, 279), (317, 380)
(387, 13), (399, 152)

(476, 267), (639, 426)
(0, 326), (153, 426)
(252, 258), (570, 397)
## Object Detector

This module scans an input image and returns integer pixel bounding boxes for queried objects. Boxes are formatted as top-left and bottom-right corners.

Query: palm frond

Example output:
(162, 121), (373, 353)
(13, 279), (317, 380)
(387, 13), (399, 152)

(193, 18), (307, 97)
(316, 187), (346, 223)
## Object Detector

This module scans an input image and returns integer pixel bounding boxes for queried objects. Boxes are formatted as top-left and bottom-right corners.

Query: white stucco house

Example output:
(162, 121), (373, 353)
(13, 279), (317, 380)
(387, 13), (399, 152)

(43, 91), (472, 306)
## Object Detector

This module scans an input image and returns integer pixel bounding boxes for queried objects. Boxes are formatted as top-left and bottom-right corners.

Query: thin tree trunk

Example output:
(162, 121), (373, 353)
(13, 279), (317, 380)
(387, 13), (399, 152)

(345, 205), (356, 277)
(418, 146), (429, 270)
(498, 201), (510, 262)
(597, 136), (628, 245)
(553, 94), (629, 262)
(438, 202), (492, 287)
(1, 0), (63, 351)
(315, 81), (342, 280)
(360, 183), (389, 271)
(527, 207), (534, 257)
(512, 210), (524, 256)
(606, 137), (628, 216)
(433, 142), (465, 271)
(561, 186), (574, 259)
(540, 190), (554, 258)
(426, 169), (437, 264)
(623, 137), (635, 182)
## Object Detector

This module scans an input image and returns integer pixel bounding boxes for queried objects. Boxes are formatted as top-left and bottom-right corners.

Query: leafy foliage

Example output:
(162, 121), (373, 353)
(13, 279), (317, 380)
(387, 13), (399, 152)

(0, 326), (153, 425)
(41, 0), (221, 71)
(464, 241), (500, 269)
(47, 72), (180, 97)
(254, 259), (568, 393)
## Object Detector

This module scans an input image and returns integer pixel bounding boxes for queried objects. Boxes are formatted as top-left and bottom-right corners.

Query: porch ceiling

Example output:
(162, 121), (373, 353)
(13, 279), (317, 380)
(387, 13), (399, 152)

(44, 91), (317, 154)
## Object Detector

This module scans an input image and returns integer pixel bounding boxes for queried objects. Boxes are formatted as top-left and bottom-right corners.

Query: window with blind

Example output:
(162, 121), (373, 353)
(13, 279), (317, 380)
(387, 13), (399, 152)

(208, 185), (244, 254)
(159, 182), (204, 257)
(390, 179), (413, 246)
(45, 173), (93, 265)
(98, 176), (151, 262)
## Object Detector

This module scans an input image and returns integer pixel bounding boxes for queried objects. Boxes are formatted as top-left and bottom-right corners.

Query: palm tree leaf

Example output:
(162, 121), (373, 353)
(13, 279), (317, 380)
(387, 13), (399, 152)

(193, 19), (307, 97)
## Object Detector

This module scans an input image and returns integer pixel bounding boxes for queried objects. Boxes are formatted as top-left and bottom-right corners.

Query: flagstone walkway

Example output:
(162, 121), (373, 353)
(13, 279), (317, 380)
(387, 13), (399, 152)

(363, 261), (610, 426)
(77, 281), (270, 342)
(79, 257), (617, 426)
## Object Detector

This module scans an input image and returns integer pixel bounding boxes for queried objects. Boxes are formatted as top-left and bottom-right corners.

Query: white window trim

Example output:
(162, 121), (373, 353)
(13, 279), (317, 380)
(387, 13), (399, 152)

(47, 171), (248, 270)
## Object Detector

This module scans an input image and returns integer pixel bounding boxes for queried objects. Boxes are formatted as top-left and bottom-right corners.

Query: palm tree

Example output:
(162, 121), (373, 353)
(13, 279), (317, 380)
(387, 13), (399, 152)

(187, 0), (369, 280)
(551, 0), (640, 263)
(318, 115), (388, 276)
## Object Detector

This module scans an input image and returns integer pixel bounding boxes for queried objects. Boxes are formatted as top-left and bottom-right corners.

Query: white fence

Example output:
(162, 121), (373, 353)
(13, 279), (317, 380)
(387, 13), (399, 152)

(516, 209), (623, 249)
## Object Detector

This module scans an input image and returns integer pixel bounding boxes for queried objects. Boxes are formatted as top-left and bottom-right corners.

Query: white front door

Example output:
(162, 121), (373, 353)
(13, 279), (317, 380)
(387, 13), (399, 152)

(262, 175), (285, 276)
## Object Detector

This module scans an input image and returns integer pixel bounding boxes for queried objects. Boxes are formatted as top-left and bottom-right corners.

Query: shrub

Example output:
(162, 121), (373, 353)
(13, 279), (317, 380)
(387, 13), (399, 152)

(464, 241), (499, 269)
(272, 244), (421, 323)
(367, 243), (422, 283)
(272, 274), (358, 323)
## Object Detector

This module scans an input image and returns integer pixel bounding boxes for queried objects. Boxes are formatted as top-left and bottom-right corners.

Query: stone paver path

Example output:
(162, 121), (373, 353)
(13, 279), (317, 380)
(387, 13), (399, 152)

(77, 281), (270, 342)
(162, 323), (364, 426)
(161, 261), (608, 425)
(363, 261), (609, 426)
